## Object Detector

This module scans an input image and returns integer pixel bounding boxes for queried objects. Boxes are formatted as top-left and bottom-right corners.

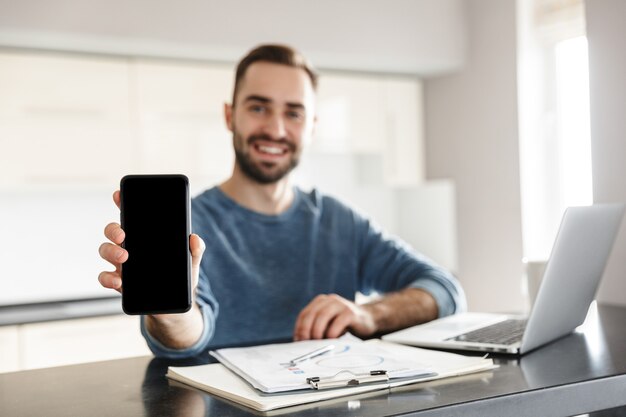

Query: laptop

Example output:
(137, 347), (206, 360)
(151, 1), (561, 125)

(383, 203), (624, 355)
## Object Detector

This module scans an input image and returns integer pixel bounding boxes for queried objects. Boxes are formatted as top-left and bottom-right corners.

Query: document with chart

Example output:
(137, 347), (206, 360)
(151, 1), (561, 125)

(210, 334), (436, 393)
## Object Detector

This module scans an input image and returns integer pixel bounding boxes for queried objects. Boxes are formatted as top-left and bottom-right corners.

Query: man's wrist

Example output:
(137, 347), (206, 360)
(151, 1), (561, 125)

(361, 301), (391, 334)
(362, 288), (438, 335)
(145, 303), (204, 350)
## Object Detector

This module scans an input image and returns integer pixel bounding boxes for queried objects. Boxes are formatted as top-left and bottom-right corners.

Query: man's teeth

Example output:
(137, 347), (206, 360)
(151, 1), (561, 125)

(258, 145), (285, 155)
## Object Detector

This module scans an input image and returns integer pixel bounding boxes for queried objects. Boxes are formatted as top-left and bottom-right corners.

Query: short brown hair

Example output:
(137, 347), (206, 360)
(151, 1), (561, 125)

(232, 44), (318, 103)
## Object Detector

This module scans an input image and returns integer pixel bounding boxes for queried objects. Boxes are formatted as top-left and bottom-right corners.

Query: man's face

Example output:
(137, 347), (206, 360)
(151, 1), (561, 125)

(226, 62), (316, 184)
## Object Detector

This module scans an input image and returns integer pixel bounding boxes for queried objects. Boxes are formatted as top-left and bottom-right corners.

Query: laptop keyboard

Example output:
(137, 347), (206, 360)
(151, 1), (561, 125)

(446, 319), (528, 346)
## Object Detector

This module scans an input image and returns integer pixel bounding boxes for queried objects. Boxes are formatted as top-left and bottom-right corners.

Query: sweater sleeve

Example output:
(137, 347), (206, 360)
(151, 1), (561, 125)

(355, 211), (466, 318)
(140, 268), (219, 358)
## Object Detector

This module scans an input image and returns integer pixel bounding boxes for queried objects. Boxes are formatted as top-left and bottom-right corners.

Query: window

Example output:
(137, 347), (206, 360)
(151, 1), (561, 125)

(554, 36), (593, 209)
(517, 0), (592, 261)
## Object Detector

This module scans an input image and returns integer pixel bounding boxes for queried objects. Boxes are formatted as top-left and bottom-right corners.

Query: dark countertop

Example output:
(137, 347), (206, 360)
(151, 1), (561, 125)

(0, 296), (123, 326)
(1, 303), (626, 416)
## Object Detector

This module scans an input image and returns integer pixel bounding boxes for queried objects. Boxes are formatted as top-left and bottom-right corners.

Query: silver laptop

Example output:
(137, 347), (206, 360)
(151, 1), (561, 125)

(383, 204), (624, 355)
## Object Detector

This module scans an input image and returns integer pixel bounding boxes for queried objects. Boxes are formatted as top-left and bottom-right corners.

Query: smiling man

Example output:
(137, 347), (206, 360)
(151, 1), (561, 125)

(229, 70), (305, 184)
(98, 44), (466, 357)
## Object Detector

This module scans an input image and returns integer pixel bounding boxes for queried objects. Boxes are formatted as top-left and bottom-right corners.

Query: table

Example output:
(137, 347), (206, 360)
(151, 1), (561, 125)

(1, 303), (626, 417)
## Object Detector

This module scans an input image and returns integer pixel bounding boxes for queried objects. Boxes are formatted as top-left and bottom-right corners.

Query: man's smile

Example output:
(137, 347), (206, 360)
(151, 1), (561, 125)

(248, 138), (295, 161)
(254, 142), (288, 156)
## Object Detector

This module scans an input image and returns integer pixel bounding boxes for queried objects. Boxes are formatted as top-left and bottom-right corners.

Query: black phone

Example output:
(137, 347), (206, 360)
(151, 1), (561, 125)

(120, 174), (192, 315)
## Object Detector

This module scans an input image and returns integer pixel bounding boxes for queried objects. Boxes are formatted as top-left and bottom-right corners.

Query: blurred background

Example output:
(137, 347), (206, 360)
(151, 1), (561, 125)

(0, 0), (624, 372)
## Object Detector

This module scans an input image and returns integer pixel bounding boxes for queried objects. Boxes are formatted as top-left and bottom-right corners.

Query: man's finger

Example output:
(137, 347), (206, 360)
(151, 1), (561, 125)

(104, 222), (125, 244)
(294, 295), (329, 340)
(310, 302), (345, 339)
(98, 271), (122, 292)
(113, 190), (121, 209)
(189, 234), (205, 291)
(325, 310), (353, 339)
(190, 234), (205, 268)
(293, 312), (313, 341)
(98, 242), (128, 264)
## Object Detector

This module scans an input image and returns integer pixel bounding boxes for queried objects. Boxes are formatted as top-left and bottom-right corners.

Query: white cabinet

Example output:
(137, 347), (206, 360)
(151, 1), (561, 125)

(313, 71), (424, 185)
(0, 53), (236, 191)
(314, 73), (386, 154)
(0, 326), (20, 373)
(383, 78), (424, 186)
(133, 60), (235, 188)
(0, 315), (152, 372)
(0, 52), (134, 186)
(0, 51), (425, 189)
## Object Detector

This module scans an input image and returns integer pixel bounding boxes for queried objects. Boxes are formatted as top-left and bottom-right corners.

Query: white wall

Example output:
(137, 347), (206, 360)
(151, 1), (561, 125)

(0, 187), (116, 305)
(424, 0), (525, 312)
(586, 0), (626, 306)
(0, 0), (466, 76)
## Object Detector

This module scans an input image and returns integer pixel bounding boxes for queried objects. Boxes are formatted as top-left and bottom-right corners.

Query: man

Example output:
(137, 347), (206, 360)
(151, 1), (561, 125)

(98, 44), (466, 358)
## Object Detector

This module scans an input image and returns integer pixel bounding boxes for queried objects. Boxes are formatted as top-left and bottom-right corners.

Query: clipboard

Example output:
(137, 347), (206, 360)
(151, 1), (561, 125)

(167, 339), (497, 412)
(306, 370), (389, 389)
(209, 335), (437, 393)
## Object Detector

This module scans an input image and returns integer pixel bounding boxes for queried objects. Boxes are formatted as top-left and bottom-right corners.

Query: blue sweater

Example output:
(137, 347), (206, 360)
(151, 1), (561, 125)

(141, 187), (466, 358)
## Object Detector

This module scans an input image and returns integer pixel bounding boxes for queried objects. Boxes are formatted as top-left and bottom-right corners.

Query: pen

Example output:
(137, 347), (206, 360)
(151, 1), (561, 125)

(284, 344), (335, 366)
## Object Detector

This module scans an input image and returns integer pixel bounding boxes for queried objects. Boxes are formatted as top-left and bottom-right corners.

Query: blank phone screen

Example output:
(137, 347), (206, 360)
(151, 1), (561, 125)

(120, 175), (191, 314)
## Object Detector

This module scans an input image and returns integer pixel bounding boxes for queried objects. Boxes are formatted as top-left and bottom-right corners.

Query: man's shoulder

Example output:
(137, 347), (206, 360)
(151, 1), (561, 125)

(297, 187), (364, 221)
(190, 186), (226, 227)
(298, 187), (345, 209)
(191, 186), (223, 208)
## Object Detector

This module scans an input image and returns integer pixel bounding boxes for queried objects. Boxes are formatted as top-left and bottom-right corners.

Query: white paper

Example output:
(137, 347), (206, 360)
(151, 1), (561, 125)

(167, 363), (391, 412)
(167, 340), (497, 412)
(210, 335), (435, 393)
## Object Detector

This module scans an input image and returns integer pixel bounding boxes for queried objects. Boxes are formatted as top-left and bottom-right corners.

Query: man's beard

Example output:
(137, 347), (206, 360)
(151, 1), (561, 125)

(233, 132), (300, 184)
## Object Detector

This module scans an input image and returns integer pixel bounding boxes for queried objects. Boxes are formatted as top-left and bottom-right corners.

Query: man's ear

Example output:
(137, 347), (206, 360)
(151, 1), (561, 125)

(308, 114), (318, 146)
(311, 114), (318, 138)
(224, 102), (234, 132)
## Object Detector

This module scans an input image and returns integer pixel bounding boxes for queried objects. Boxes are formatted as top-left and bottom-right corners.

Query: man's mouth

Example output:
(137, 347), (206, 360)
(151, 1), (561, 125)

(254, 143), (288, 156)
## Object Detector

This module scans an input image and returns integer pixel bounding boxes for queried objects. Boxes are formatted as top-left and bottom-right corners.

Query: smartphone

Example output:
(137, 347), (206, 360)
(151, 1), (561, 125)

(120, 174), (191, 315)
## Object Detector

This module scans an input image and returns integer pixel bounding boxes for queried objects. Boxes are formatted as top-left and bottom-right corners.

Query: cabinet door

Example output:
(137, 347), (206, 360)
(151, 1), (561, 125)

(133, 60), (234, 188)
(0, 326), (20, 373)
(314, 73), (385, 154)
(20, 315), (151, 370)
(0, 52), (133, 186)
(383, 78), (424, 186)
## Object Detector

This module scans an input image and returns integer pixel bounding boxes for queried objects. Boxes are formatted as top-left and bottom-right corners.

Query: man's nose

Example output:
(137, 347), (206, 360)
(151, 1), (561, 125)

(263, 114), (287, 139)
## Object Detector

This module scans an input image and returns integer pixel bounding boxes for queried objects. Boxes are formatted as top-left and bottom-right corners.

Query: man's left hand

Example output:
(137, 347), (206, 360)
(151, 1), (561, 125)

(293, 294), (377, 341)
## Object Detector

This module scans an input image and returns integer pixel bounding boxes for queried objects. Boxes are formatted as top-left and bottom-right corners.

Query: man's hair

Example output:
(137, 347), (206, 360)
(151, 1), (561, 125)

(232, 44), (318, 104)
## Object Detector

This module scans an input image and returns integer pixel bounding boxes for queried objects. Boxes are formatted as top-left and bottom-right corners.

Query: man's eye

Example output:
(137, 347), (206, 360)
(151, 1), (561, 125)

(287, 111), (304, 121)
(249, 105), (267, 114)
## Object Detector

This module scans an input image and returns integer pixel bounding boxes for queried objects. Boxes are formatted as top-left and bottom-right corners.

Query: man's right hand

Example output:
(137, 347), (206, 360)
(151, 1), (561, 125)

(97, 191), (207, 350)
(97, 190), (205, 295)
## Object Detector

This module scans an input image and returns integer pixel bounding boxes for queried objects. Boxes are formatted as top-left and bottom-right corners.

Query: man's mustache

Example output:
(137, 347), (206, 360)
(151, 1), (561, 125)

(247, 135), (296, 152)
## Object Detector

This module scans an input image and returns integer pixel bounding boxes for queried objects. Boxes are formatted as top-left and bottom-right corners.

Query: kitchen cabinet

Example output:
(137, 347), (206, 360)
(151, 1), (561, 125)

(382, 78), (424, 186)
(0, 315), (151, 373)
(0, 325), (19, 373)
(0, 52), (134, 186)
(314, 71), (424, 185)
(133, 60), (234, 188)
(0, 51), (425, 188)
(314, 72), (386, 154)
